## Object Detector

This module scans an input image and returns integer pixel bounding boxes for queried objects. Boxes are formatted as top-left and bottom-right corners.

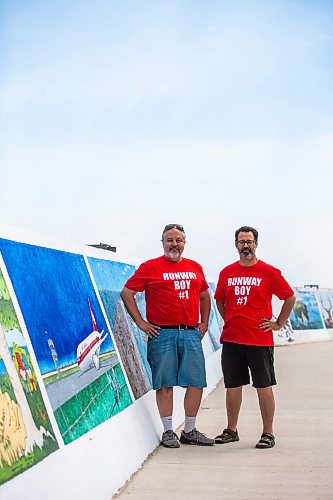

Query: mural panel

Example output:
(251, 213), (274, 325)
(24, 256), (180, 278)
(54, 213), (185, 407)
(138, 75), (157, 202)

(87, 257), (152, 399)
(273, 316), (295, 343)
(0, 240), (132, 445)
(0, 267), (58, 485)
(289, 291), (324, 330)
(317, 291), (333, 329)
(206, 282), (222, 353)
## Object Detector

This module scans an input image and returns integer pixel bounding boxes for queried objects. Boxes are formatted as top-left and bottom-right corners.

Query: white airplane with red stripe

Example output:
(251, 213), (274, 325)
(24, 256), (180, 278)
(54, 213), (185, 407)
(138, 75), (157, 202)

(77, 299), (108, 371)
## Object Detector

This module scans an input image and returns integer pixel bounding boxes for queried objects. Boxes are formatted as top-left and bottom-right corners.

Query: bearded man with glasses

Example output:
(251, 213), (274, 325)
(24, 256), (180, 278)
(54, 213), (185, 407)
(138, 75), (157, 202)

(214, 225), (295, 449)
(121, 224), (214, 448)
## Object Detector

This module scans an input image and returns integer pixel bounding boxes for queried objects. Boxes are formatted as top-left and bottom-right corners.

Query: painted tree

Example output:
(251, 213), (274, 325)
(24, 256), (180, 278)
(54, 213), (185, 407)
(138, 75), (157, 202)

(0, 269), (54, 459)
(320, 296), (333, 328)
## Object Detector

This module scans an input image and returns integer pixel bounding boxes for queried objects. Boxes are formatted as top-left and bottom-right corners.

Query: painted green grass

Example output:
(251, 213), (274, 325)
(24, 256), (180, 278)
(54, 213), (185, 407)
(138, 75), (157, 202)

(0, 435), (58, 485)
(43, 352), (117, 385)
(0, 375), (56, 436)
(54, 363), (132, 444)
(0, 372), (16, 401)
(43, 365), (80, 385)
(0, 375), (58, 485)
(0, 377), (56, 437)
(28, 388), (56, 435)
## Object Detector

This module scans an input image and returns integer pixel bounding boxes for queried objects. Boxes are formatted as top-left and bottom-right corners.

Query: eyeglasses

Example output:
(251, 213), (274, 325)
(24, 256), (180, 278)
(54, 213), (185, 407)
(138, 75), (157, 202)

(162, 224), (185, 234)
(236, 239), (256, 246)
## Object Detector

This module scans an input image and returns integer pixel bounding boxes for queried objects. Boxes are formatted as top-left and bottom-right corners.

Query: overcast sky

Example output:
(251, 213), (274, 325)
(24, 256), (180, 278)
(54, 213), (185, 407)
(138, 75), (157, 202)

(1, 0), (333, 287)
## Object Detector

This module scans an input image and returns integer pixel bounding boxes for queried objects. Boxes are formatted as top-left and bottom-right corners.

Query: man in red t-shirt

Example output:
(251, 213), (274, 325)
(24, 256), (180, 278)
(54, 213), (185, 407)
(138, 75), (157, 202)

(121, 224), (214, 448)
(214, 226), (295, 449)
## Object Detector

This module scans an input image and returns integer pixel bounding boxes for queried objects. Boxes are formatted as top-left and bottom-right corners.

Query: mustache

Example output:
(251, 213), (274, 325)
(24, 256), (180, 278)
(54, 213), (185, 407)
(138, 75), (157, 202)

(240, 248), (253, 255)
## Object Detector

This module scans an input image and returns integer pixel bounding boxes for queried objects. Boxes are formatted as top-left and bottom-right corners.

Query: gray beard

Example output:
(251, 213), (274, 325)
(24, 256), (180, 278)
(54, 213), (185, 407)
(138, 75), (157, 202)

(240, 250), (254, 260)
(165, 249), (181, 259)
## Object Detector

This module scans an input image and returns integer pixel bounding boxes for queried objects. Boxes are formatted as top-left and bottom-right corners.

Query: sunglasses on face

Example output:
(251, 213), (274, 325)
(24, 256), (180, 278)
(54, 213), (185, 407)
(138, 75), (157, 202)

(163, 224), (184, 232)
(162, 224), (185, 238)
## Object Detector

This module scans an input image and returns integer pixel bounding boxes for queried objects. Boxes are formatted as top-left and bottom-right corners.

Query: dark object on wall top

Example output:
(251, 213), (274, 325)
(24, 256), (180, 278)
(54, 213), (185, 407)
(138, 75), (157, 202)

(87, 243), (117, 252)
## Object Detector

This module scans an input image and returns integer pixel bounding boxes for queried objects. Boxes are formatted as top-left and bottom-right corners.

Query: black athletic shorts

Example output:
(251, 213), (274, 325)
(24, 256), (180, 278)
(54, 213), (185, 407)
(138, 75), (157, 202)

(221, 342), (276, 388)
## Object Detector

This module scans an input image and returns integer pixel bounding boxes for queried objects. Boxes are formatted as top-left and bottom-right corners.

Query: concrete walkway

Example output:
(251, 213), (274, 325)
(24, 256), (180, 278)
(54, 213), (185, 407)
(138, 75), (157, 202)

(116, 341), (333, 499)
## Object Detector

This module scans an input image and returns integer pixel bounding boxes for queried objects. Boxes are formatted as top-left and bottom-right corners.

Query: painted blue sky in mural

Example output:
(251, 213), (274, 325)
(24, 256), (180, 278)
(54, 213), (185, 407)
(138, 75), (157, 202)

(87, 257), (135, 333)
(88, 258), (135, 291)
(0, 239), (113, 374)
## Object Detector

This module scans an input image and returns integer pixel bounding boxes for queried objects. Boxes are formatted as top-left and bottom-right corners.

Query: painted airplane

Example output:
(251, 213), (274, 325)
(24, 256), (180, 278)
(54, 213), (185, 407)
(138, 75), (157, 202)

(77, 299), (108, 372)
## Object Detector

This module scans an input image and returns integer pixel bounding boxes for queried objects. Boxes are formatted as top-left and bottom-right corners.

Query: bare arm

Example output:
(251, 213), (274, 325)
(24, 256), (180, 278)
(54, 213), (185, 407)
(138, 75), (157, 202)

(198, 289), (211, 335)
(120, 287), (160, 337)
(260, 294), (296, 332)
(215, 299), (225, 320)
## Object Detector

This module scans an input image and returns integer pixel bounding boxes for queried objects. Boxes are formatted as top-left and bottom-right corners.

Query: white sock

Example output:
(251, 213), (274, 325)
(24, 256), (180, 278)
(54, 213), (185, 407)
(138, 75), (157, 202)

(184, 416), (196, 433)
(161, 416), (173, 432)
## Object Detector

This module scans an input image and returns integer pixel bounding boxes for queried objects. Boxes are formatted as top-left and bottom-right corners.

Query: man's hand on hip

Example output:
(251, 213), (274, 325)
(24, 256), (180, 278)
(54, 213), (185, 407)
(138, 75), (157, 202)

(137, 319), (160, 337)
(259, 318), (281, 332)
(198, 322), (209, 336)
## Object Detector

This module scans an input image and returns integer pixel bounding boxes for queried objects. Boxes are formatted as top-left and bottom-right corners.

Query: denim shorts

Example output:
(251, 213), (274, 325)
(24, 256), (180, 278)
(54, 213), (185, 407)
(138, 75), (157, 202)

(147, 328), (207, 390)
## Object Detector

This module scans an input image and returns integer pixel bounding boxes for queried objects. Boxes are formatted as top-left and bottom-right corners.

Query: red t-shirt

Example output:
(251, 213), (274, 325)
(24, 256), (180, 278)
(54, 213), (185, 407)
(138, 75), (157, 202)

(214, 260), (294, 346)
(124, 255), (209, 326)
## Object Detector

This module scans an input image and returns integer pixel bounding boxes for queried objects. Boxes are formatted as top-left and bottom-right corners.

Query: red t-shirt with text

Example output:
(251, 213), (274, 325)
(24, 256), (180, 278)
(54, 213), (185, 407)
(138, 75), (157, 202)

(124, 255), (209, 326)
(214, 260), (294, 346)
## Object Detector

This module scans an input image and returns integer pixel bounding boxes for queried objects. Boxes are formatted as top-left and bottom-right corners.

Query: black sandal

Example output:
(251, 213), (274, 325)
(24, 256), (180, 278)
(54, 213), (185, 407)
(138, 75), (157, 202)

(215, 428), (239, 444)
(255, 432), (275, 449)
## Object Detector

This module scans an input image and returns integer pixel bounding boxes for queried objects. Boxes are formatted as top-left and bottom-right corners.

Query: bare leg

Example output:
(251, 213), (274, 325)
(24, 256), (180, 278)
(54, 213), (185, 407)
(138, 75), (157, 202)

(226, 386), (243, 431)
(257, 387), (275, 435)
(156, 387), (173, 417)
(184, 387), (203, 416)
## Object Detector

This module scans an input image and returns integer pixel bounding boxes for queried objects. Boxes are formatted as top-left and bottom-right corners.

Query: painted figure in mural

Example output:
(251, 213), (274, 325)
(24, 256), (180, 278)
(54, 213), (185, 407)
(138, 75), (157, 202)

(320, 296), (333, 328)
(293, 300), (309, 327)
(121, 224), (215, 447)
(214, 226), (296, 449)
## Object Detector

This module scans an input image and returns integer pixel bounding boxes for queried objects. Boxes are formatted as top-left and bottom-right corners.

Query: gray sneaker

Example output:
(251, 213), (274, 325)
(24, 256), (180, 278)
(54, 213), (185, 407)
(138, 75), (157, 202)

(161, 430), (180, 448)
(180, 428), (215, 446)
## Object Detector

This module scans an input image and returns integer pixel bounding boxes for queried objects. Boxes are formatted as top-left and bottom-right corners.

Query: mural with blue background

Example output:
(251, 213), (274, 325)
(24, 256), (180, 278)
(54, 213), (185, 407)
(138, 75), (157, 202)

(0, 239), (132, 444)
(289, 290), (324, 330)
(87, 257), (152, 398)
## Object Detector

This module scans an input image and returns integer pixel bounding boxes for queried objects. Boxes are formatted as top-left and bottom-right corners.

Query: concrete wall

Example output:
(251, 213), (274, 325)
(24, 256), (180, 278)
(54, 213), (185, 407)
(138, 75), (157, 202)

(0, 223), (332, 499)
(0, 224), (222, 499)
(272, 290), (333, 345)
